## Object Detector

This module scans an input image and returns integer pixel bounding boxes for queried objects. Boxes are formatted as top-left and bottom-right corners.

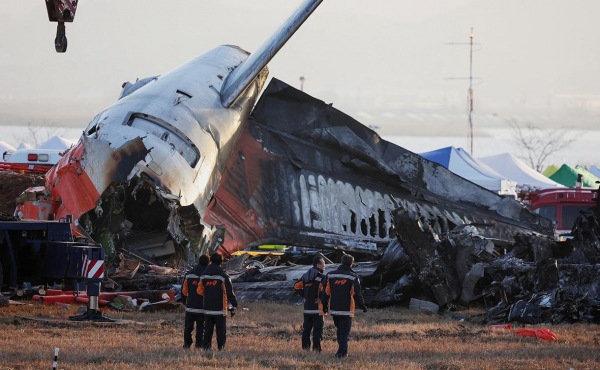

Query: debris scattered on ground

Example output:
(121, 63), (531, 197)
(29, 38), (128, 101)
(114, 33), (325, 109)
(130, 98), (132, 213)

(515, 328), (558, 342)
(409, 298), (439, 314)
(384, 201), (600, 324)
(235, 267), (286, 282)
(113, 258), (141, 279)
(149, 265), (178, 275)
(230, 262), (378, 305)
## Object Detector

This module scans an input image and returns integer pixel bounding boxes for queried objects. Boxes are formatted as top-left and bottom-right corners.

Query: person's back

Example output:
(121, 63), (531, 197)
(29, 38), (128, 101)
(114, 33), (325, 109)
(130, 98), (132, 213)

(200, 262), (236, 315)
(197, 253), (238, 350)
(326, 264), (362, 316)
(184, 263), (207, 314)
(322, 254), (367, 358)
(294, 256), (325, 351)
(182, 254), (209, 348)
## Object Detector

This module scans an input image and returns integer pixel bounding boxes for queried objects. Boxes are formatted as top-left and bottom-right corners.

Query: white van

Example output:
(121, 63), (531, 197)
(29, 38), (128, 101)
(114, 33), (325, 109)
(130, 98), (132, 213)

(2, 149), (63, 166)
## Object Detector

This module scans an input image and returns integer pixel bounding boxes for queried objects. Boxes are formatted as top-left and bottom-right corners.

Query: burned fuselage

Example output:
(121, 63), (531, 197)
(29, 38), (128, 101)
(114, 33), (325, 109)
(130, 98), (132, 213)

(204, 79), (554, 258)
(21, 0), (554, 269)
(20, 0), (326, 262)
(45, 45), (266, 260)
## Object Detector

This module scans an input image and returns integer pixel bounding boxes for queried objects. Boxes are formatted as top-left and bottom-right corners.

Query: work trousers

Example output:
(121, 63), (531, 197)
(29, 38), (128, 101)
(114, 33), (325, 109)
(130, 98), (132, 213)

(333, 316), (353, 358)
(302, 314), (324, 351)
(183, 312), (205, 348)
(202, 315), (227, 350)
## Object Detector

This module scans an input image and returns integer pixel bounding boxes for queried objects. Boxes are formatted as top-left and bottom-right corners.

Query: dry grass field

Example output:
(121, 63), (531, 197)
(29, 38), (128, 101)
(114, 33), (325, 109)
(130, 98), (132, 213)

(1, 301), (599, 370)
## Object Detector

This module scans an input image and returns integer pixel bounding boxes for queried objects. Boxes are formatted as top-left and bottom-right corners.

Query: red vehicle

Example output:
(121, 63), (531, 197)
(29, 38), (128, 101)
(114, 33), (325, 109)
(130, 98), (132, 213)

(523, 187), (598, 237)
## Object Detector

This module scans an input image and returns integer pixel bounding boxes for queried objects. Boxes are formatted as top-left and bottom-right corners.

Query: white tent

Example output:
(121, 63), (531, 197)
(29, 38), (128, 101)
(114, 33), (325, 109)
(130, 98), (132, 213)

(0, 140), (16, 154)
(420, 147), (517, 196)
(17, 143), (33, 150)
(479, 153), (562, 190)
(36, 135), (76, 150)
(589, 165), (600, 179)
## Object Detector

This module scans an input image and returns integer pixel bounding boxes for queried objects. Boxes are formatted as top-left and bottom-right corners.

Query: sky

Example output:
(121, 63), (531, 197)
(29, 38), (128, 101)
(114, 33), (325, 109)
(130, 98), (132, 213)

(0, 0), (599, 140)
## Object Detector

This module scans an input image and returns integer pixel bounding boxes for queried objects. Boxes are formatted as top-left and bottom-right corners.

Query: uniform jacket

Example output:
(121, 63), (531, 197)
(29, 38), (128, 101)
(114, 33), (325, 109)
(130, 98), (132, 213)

(182, 264), (207, 314)
(294, 266), (325, 315)
(196, 263), (238, 316)
(321, 264), (366, 317)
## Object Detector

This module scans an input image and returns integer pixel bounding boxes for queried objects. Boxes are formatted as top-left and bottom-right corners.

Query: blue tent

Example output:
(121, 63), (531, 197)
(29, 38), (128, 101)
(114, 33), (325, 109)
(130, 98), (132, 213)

(420, 147), (517, 195)
(588, 165), (600, 179)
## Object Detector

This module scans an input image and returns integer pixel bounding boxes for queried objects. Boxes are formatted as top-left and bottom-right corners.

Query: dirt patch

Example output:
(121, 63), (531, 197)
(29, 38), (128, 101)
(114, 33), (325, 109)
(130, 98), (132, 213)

(0, 172), (45, 214)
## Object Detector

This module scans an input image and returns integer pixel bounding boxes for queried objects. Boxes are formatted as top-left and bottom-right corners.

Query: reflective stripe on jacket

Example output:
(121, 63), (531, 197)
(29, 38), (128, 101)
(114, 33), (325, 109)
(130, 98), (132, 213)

(182, 264), (207, 313)
(294, 267), (325, 315)
(196, 263), (238, 316)
(322, 265), (366, 317)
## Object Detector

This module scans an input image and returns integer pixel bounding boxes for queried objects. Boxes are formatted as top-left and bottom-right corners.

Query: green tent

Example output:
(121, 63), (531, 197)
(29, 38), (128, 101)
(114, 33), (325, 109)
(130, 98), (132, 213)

(575, 165), (600, 185)
(549, 164), (600, 187)
(542, 165), (559, 177)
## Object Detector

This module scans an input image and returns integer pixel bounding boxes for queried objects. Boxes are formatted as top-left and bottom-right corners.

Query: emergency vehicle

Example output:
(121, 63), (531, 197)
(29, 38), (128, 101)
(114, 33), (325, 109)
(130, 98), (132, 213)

(523, 186), (598, 238)
(0, 149), (63, 173)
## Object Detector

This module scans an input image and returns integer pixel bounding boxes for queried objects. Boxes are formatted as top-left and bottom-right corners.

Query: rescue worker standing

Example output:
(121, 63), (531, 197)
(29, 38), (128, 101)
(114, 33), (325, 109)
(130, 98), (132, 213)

(197, 253), (238, 350)
(182, 254), (210, 348)
(321, 254), (367, 358)
(294, 255), (326, 351)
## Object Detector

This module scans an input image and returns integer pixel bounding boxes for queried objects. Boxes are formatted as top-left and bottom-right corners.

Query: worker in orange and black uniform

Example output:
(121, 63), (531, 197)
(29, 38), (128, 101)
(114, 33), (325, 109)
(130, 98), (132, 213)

(197, 253), (238, 350)
(294, 255), (326, 351)
(321, 254), (367, 358)
(182, 254), (210, 348)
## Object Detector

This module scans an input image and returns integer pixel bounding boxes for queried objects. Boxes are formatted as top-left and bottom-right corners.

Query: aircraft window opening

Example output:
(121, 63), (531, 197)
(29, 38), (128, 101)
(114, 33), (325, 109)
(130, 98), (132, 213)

(127, 116), (200, 167)
(350, 211), (357, 234)
(361, 219), (368, 236)
(369, 214), (377, 237)
(378, 209), (387, 238)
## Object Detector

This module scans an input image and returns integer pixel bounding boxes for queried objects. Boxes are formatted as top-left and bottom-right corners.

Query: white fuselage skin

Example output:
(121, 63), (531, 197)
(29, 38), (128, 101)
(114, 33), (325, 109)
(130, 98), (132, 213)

(82, 45), (265, 217)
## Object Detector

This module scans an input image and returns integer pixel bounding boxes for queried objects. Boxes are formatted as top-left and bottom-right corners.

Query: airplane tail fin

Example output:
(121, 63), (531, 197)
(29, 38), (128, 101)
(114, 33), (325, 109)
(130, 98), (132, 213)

(220, 0), (323, 107)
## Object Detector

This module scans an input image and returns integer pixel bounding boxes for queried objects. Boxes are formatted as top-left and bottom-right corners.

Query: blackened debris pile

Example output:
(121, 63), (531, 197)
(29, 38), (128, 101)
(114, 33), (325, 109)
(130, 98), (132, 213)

(388, 203), (600, 324)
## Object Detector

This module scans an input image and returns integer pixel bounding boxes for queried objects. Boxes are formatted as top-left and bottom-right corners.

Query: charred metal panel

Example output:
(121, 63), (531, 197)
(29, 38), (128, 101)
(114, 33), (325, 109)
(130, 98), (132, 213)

(205, 79), (553, 256)
(204, 123), (399, 255)
(230, 262), (377, 304)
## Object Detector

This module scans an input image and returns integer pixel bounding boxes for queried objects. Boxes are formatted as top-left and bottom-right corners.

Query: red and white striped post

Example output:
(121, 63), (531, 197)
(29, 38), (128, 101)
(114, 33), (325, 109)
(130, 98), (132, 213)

(81, 250), (104, 313)
(69, 246), (113, 322)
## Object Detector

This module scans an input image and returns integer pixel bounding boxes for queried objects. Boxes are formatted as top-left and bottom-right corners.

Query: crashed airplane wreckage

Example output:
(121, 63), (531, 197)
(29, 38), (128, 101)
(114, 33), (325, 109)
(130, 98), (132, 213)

(14, 0), (599, 324)
(16, 74), (553, 264)
(205, 80), (600, 325)
(16, 0), (325, 260)
(15, 0), (550, 264)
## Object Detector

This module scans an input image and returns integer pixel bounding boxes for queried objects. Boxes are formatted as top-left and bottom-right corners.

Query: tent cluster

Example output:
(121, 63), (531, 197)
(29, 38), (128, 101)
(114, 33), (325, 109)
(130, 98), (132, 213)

(1, 136), (76, 155)
(420, 146), (566, 195)
(543, 164), (600, 188)
(1, 135), (76, 163)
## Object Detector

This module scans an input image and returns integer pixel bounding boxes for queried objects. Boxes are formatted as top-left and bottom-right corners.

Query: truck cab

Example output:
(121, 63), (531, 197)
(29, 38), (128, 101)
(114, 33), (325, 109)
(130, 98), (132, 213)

(524, 187), (597, 238)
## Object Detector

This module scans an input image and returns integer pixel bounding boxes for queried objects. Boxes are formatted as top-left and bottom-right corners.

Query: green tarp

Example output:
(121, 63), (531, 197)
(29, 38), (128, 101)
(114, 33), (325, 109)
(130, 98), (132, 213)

(542, 165), (559, 177)
(549, 164), (600, 187)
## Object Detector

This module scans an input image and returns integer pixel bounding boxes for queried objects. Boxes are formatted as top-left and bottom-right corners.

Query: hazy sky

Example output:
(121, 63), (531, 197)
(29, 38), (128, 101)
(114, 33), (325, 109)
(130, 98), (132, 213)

(1, 0), (599, 132)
